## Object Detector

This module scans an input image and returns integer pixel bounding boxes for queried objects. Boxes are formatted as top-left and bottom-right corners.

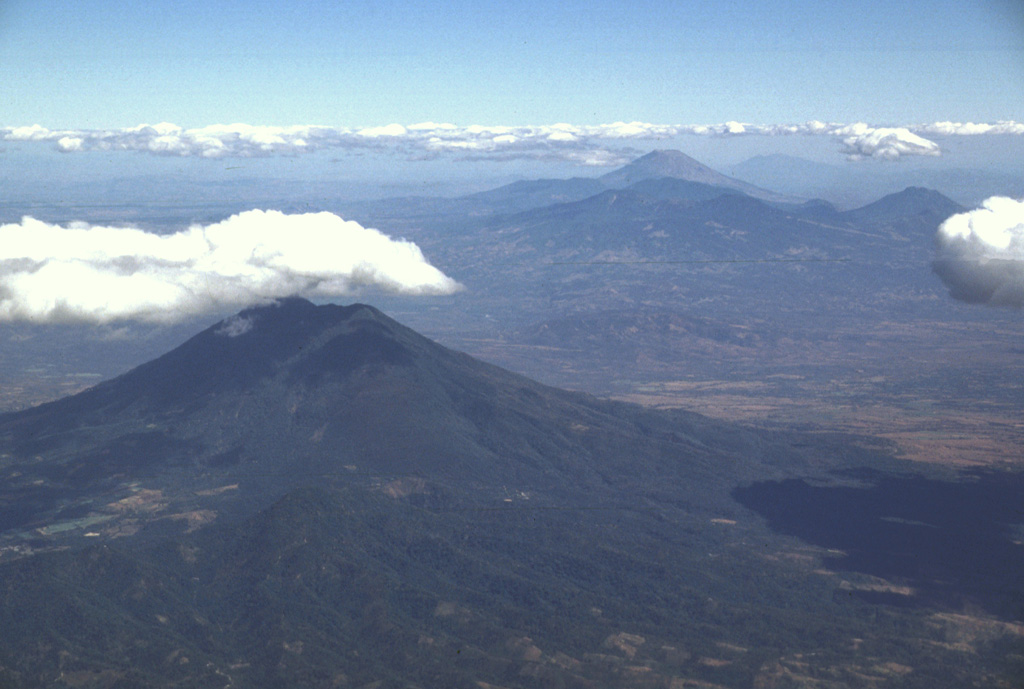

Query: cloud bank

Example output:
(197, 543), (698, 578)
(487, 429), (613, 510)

(4, 120), (1020, 165)
(0, 210), (461, 324)
(933, 197), (1024, 307)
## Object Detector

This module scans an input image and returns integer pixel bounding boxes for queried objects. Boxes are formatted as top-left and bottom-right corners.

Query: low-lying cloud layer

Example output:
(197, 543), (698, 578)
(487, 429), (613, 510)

(933, 197), (1024, 307)
(4, 120), (1020, 165)
(0, 210), (461, 323)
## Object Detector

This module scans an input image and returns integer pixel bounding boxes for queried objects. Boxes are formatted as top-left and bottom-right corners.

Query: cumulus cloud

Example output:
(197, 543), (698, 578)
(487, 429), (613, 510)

(0, 210), (462, 324)
(933, 197), (1024, 307)
(833, 124), (942, 161)
(2, 119), (1020, 164)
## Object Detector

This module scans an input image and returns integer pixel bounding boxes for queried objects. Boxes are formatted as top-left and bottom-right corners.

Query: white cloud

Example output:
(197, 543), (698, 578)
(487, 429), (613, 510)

(2, 120), (1020, 165)
(0, 211), (462, 324)
(834, 124), (941, 161)
(933, 196), (1024, 307)
(357, 123), (408, 138)
(215, 314), (256, 337)
(6, 124), (53, 140)
(56, 136), (84, 151)
(694, 121), (944, 160)
(916, 121), (1024, 136)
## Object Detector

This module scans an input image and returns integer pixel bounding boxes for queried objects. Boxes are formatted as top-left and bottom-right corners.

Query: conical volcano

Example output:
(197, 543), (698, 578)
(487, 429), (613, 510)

(0, 300), (1001, 689)
(599, 149), (797, 202)
(0, 298), (782, 542)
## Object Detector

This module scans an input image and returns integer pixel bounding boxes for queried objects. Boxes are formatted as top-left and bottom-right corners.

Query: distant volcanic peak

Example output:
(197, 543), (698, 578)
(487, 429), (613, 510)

(599, 149), (714, 185)
(633, 149), (707, 167)
(600, 149), (798, 204)
(848, 186), (964, 220)
(887, 186), (955, 203)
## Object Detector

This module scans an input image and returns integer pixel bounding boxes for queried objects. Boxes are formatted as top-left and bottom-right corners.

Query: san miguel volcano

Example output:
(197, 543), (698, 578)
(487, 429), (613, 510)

(0, 300), (1018, 689)
(0, 297), (783, 528)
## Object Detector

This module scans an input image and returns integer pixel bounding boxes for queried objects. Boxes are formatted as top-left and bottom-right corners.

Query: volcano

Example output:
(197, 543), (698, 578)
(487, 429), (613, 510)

(598, 149), (796, 203)
(0, 298), (787, 537)
(0, 299), (1009, 689)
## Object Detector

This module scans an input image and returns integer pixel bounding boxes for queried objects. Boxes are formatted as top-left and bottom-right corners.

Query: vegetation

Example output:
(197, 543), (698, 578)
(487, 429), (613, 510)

(0, 300), (1020, 687)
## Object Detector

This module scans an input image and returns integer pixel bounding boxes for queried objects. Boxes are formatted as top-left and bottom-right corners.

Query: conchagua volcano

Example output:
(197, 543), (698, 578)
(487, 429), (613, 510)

(0, 299), (1018, 689)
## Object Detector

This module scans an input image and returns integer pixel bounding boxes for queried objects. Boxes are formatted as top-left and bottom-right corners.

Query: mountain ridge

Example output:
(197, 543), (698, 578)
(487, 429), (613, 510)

(337, 148), (801, 224)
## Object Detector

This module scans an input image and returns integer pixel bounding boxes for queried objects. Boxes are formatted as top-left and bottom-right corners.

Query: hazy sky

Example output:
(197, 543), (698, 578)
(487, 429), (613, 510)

(0, 1), (1022, 324)
(0, 0), (1022, 199)
(2, 0), (1021, 127)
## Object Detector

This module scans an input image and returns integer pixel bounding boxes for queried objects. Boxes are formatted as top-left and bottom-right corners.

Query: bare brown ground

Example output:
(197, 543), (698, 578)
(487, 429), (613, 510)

(612, 385), (1023, 467)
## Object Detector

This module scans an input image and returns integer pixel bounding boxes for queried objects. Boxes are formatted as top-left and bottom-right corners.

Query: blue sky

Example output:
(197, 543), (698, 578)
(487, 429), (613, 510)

(1, 0), (1022, 127)
(0, 0), (1022, 197)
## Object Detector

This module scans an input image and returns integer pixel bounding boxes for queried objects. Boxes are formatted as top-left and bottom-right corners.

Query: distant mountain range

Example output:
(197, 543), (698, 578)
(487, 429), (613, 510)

(412, 164), (966, 322)
(727, 153), (1024, 208)
(342, 150), (965, 265)
(0, 147), (981, 421)
(339, 149), (802, 223)
(0, 148), (978, 416)
(2, 299), (1016, 688)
